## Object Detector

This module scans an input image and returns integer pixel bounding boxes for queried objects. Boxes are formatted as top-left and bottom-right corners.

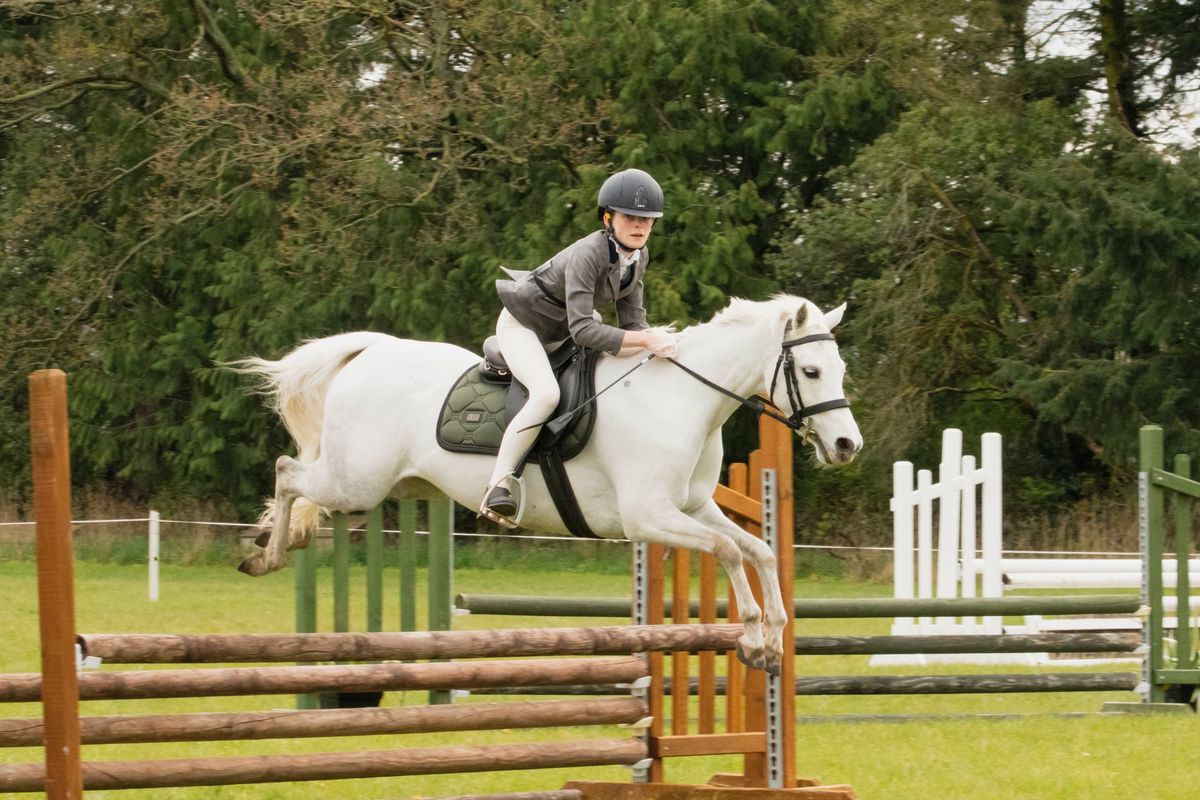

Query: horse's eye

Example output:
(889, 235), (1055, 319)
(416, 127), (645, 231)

(802, 367), (820, 379)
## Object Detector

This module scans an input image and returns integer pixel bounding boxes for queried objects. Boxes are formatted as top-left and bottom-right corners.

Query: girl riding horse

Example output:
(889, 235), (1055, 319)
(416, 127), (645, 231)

(481, 168), (678, 525)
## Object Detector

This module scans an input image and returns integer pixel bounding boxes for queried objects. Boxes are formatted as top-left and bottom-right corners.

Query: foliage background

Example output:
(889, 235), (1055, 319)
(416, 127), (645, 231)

(2, 0), (1198, 546)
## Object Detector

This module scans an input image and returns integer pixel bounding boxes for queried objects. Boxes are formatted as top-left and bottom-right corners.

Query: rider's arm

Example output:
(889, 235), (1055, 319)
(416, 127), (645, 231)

(563, 252), (628, 355)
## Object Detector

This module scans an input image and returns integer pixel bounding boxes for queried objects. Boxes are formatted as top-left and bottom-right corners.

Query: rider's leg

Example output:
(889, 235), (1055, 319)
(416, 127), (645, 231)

(483, 310), (560, 517)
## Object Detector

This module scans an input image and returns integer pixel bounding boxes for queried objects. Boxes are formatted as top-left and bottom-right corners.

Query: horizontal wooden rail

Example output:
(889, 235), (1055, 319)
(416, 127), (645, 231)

(0, 697), (648, 747)
(649, 732), (766, 758)
(471, 671), (1139, 697)
(436, 793), (584, 800)
(791, 672), (1138, 695)
(793, 632), (1139, 655)
(0, 657), (646, 703)
(0, 738), (648, 792)
(453, 594), (1143, 619)
(78, 625), (748, 664)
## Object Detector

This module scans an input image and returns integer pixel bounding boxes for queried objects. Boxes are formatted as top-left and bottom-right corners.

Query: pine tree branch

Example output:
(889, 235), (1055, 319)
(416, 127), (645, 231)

(35, 178), (258, 361)
(910, 167), (1033, 326)
(0, 73), (170, 104)
(187, 0), (250, 89)
(0, 89), (83, 131)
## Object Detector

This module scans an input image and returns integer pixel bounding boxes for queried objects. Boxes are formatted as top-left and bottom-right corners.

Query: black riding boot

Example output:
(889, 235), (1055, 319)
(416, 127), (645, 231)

(482, 485), (517, 518)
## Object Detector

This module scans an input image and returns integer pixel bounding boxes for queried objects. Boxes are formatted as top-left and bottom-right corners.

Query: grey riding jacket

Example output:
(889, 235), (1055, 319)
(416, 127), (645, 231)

(495, 230), (650, 355)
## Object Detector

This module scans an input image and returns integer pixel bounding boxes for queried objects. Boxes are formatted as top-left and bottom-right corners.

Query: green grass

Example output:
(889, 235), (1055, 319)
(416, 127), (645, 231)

(1, 558), (1197, 800)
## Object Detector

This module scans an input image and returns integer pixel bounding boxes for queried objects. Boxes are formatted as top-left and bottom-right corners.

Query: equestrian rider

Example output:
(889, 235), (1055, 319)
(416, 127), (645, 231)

(481, 168), (678, 524)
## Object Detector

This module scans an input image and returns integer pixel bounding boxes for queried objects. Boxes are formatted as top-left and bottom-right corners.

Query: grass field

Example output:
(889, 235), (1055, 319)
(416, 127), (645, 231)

(1, 553), (1197, 800)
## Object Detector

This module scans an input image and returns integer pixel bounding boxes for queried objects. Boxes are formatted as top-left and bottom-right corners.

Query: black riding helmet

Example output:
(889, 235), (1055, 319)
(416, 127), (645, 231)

(597, 168), (664, 221)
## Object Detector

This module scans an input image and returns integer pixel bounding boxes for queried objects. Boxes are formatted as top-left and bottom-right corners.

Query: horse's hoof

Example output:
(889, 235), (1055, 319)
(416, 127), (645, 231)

(735, 641), (765, 671)
(238, 556), (263, 577)
(762, 655), (782, 678)
(254, 531), (270, 548)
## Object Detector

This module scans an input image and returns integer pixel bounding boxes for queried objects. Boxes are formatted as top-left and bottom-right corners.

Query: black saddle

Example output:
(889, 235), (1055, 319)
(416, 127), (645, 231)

(436, 338), (602, 538)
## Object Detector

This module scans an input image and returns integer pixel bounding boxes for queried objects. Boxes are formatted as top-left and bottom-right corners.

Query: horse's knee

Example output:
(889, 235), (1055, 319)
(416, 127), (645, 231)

(712, 537), (742, 568)
(741, 538), (776, 572)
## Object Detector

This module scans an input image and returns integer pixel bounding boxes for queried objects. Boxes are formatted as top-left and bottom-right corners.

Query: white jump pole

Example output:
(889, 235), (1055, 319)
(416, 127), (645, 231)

(935, 429), (963, 626)
(980, 432), (1003, 629)
(891, 460), (915, 628)
(148, 510), (160, 602)
(916, 468), (934, 626)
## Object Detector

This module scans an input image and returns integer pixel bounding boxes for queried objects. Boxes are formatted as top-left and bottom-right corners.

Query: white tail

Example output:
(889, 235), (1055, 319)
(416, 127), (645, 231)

(227, 331), (393, 541)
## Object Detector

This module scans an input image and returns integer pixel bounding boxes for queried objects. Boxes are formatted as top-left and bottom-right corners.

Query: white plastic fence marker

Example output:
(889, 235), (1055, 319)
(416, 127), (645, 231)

(980, 433), (1003, 628)
(916, 469), (933, 626)
(892, 460), (915, 628)
(148, 510), (160, 602)
(960, 455), (978, 625)
(936, 429), (963, 625)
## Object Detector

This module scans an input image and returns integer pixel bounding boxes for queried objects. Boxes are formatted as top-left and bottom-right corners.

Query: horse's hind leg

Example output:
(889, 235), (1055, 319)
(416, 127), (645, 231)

(239, 455), (305, 577)
(625, 505), (773, 674)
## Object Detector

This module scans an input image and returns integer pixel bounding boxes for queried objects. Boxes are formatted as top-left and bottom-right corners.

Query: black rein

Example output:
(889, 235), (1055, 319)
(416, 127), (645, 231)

(665, 330), (851, 431)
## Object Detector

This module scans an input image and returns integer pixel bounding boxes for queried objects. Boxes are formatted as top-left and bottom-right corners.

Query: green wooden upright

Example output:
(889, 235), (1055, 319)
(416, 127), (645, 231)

(366, 504), (384, 632)
(1173, 455), (1193, 677)
(1140, 424), (1200, 704)
(426, 498), (455, 704)
(332, 512), (350, 633)
(399, 500), (418, 633)
(294, 533), (319, 709)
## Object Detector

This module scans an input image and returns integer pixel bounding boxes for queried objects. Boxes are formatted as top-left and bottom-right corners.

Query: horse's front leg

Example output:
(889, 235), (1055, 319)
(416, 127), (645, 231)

(624, 504), (774, 675)
(692, 502), (788, 675)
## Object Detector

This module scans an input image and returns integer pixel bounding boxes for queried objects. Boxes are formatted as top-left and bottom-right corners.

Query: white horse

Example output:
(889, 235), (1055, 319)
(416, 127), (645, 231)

(232, 295), (861, 674)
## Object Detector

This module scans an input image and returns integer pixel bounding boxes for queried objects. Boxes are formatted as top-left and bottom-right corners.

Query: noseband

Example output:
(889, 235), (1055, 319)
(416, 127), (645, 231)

(665, 325), (852, 434)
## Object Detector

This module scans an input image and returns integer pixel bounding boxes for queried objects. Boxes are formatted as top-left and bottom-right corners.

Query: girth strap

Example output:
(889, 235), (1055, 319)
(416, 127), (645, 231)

(536, 450), (599, 539)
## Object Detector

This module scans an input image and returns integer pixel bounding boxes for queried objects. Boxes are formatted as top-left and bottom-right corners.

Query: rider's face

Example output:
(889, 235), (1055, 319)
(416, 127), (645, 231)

(610, 211), (655, 250)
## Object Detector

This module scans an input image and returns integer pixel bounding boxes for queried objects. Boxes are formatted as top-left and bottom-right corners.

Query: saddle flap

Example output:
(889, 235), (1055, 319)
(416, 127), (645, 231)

(437, 346), (601, 462)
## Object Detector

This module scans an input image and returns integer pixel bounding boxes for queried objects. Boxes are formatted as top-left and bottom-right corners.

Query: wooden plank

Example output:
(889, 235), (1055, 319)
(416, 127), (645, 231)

(28, 369), (82, 800)
(713, 484), (762, 523)
(743, 446), (767, 785)
(725, 463), (747, 735)
(647, 542), (666, 783)
(672, 548), (690, 736)
(698, 552), (718, 733)
(650, 732), (765, 758)
(0, 697), (648, 747)
(563, 780), (857, 800)
(1, 657), (648, 702)
(0, 739), (648, 792)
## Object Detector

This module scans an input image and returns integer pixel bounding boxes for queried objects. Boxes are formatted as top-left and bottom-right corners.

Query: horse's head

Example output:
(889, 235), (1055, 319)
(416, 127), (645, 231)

(766, 299), (862, 466)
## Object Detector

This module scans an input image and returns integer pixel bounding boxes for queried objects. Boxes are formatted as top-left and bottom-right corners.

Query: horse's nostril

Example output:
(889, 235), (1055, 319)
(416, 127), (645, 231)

(836, 437), (856, 454)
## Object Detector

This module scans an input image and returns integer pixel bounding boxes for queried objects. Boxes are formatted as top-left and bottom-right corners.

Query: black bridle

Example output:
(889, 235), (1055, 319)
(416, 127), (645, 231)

(666, 325), (852, 433)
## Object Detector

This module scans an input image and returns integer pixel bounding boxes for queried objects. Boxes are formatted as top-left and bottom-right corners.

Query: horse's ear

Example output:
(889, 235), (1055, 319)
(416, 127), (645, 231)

(824, 302), (847, 330)
(791, 303), (808, 329)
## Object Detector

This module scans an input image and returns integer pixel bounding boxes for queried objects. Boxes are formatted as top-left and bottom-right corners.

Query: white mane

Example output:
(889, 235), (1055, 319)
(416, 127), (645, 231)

(700, 294), (821, 334)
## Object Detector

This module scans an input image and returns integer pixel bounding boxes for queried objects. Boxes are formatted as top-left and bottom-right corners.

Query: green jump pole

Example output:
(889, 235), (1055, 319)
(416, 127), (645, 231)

(453, 593), (1142, 619)
(366, 504), (384, 632)
(427, 498), (454, 705)
(332, 512), (350, 634)
(1173, 454), (1194, 673)
(1141, 425), (1166, 703)
(294, 529), (319, 710)
(399, 500), (418, 633)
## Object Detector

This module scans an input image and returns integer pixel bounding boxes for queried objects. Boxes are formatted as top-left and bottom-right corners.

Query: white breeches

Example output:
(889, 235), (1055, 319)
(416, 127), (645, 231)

(489, 309), (561, 486)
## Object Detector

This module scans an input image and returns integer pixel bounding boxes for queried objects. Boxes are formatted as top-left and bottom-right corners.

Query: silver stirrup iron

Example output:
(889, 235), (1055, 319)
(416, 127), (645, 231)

(478, 473), (526, 529)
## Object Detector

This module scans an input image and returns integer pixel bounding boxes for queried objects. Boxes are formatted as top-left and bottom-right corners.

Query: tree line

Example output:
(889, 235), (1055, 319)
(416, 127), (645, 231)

(2, 1), (1198, 541)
